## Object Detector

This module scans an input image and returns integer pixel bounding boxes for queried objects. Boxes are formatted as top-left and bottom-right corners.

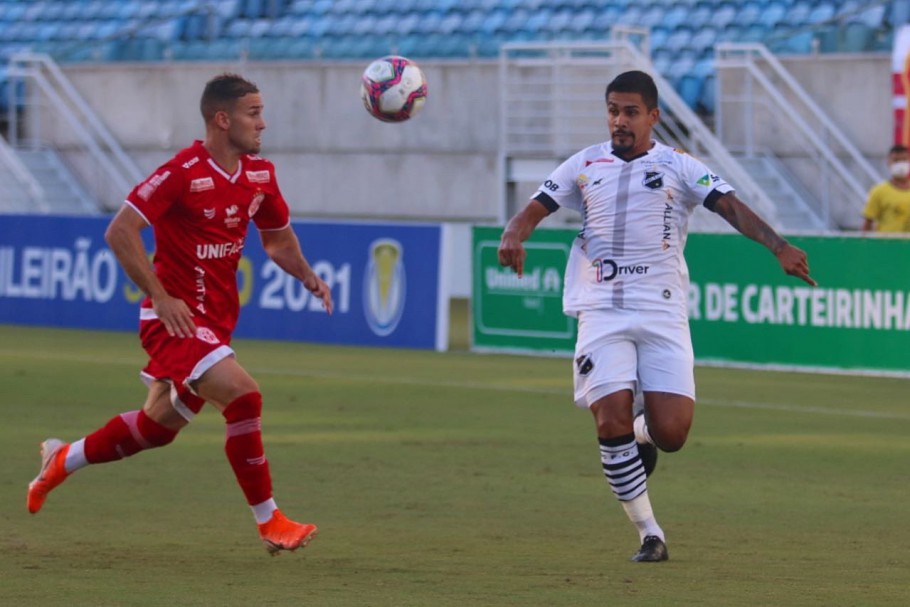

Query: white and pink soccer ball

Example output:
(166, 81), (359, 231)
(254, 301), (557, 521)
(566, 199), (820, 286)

(360, 55), (427, 123)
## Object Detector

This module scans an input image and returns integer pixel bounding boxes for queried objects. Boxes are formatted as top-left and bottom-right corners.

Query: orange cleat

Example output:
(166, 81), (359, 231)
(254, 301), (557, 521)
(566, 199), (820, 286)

(27, 439), (70, 514)
(257, 510), (318, 556)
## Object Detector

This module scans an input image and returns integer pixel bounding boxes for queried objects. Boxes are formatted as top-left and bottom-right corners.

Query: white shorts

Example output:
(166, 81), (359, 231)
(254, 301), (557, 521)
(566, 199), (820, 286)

(572, 308), (695, 408)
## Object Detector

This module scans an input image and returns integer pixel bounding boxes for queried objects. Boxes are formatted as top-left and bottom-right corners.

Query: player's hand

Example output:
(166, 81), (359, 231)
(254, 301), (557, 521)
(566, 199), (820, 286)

(304, 274), (334, 315)
(776, 243), (817, 286)
(152, 295), (197, 338)
(498, 232), (527, 277)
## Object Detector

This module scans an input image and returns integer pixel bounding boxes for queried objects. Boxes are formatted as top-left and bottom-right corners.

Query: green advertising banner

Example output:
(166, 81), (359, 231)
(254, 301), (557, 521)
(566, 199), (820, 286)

(472, 227), (910, 376)
(472, 226), (576, 354)
(687, 233), (910, 375)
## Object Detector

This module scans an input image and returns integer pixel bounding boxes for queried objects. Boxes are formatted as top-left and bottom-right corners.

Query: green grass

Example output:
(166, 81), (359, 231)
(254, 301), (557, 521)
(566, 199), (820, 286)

(1, 323), (908, 606)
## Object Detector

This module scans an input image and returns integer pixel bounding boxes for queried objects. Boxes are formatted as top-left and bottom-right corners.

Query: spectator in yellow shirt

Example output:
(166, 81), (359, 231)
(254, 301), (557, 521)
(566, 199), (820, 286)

(862, 144), (910, 233)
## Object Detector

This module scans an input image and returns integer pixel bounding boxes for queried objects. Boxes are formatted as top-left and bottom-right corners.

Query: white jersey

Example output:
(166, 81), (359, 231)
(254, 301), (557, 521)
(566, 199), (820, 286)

(533, 140), (733, 318)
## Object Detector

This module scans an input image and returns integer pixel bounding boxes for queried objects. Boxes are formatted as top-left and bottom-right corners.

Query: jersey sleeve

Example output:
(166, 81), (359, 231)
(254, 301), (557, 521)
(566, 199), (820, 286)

(125, 161), (186, 225)
(251, 165), (291, 231)
(532, 152), (585, 213)
(676, 152), (734, 210)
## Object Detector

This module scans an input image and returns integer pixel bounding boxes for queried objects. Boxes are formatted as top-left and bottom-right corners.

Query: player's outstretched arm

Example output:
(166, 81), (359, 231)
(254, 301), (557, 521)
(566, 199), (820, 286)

(712, 193), (817, 286)
(105, 205), (197, 337)
(260, 226), (334, 314)
(498, 199), (552, 277)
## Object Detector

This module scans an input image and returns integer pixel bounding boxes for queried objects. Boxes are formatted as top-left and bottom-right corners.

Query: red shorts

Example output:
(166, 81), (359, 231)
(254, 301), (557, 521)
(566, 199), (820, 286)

(139, 316), (235, 420)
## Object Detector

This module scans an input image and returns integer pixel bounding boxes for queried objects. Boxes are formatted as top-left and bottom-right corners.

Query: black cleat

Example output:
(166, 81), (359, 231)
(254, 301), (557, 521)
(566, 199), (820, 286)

(637, 440), (658, 477)
(631, 535), (669, 562)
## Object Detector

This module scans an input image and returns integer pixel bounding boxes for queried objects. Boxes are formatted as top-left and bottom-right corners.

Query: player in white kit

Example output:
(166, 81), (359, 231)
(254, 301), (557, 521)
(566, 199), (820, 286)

(498, 71), (815, 561)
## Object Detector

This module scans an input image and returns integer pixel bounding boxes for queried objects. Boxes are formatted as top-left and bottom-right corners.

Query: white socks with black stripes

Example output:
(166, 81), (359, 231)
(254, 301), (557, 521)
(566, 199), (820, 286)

(599, 434), (665, 542)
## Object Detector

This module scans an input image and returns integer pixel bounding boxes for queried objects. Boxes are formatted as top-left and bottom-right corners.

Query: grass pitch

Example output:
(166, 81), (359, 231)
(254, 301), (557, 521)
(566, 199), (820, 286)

(1, 323), (908, 606)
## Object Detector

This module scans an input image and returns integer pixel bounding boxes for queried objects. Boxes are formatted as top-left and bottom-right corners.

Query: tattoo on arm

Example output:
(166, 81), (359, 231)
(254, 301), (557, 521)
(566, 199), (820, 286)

(715, 194), (787, 254)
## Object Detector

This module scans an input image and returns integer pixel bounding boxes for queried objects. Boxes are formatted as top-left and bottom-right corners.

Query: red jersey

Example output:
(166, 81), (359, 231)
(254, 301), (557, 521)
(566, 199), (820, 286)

(126, 140), (289, 338)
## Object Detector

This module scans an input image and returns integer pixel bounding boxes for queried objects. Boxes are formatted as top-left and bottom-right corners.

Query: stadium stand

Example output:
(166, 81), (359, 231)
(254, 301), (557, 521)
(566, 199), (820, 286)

(0, 0), (902, 117)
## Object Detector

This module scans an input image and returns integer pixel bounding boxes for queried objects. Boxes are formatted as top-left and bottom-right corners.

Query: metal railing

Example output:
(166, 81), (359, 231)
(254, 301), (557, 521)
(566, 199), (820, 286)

(499, 36), (779, 229)
(714, 42), (878, 229)
(6, 51), (144, 211)
(0, 133), (48, 212)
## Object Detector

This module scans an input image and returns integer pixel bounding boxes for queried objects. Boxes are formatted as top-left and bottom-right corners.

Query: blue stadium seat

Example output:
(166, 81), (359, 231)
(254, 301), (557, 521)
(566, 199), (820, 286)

(664, 26), (693, 53)
(502, 9), (530, 34)
(712, 2), (738, 29)
(692, 56), (714, 78)
(688, 3), (714, 29)
(662, 5), (689, 31)
(857, 4), (886, 27)
(759, 1), (788, 27)
(285, 36), (316, 59)
(651, 49), (673, 76)
(676, 74), (704, 110)
(437, 12), (463, 35)
(225, 18), (253, 38)
(842, 20), (875, 52)
(615, 5), (643, 26)
(735, 2), (763, 27)
(890, 0), (910, 26)
(807, 2), (836, 24)
(649, 26), (670, 51)
(700, 74), (716, 113)
(689, 26), (717, 53)
(786, 2), (812, 26)
(543, 9), (574, 35)
(779, 30), (815, 54)
(642, 5), (669, 29)
(457, 10), (487, 34)
(741, 23), (771, 43)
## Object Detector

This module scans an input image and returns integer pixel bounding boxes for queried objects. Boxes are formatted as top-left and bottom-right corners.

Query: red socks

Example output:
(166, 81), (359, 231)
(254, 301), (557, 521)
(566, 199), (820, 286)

(222, 392), (273, 506)
(81, 394), (274, 508)
(83, 409), (177, 463)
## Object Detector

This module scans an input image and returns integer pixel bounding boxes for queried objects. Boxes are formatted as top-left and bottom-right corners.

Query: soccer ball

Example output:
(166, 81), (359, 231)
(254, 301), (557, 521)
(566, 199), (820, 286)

(360, 55), (428, 123)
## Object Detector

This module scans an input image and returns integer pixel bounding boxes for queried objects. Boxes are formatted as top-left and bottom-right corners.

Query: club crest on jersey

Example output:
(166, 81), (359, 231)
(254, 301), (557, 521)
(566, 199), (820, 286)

(575, 354), (594, 376)
(246, 170), (270, 184)
(576, 174), (590, 190)
(643, 171), (664, 189)
(195, 327), (220, 345)
(248, 191), (265, 217)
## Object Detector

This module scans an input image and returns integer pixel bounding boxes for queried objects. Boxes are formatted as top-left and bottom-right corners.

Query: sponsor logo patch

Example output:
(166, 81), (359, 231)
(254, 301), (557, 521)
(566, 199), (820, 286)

(137, 171), (171, 200)
(246, 170), (270, 184)
(224, 204), (241, 228)
(190, 177), (215, 192)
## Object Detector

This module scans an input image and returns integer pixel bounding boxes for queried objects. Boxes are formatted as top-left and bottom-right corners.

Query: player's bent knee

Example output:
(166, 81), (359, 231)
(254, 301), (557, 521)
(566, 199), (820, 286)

(650, 426), (689, 452)
(137, 410), (179, 447)
(222, 391), (263, 423)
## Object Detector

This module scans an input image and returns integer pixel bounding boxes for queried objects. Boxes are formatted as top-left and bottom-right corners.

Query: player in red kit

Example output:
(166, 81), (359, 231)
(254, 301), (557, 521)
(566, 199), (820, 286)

(27, 73), (333, 555)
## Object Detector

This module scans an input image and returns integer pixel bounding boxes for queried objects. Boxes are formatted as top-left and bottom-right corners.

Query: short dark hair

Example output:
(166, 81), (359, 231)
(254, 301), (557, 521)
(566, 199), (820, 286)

(200, 73), (259, 122)
(605, 70), (659, 110)
(889, 144), (909, 155)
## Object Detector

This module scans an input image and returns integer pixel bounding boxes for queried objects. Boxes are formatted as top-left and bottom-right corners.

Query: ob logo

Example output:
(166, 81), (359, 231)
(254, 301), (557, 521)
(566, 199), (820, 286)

(363, 238), (406, 336)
